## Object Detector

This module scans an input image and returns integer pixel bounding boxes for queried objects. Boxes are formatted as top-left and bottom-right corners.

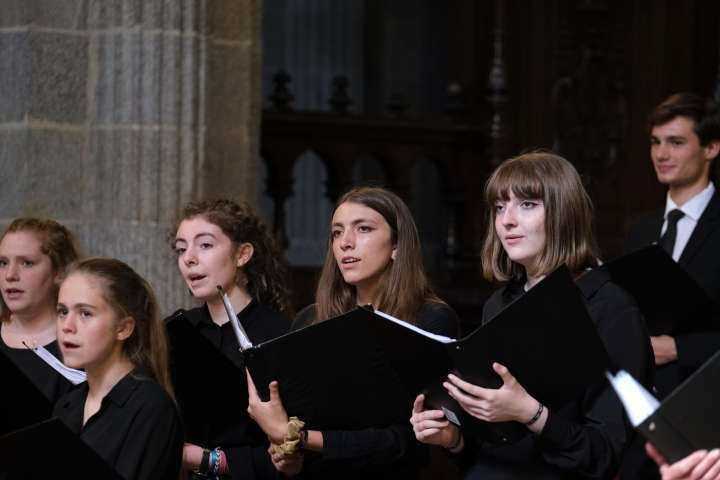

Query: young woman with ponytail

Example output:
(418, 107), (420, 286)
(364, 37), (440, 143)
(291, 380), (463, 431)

(53, 258), (183, 480)
(0, 218), (82, 402)
(168, 198), (294, 479)
(247, 186), (459, 479)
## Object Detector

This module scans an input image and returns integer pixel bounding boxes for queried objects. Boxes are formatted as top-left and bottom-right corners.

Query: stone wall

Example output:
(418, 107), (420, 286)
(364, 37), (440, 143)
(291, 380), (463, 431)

(0, 0), (263, 314)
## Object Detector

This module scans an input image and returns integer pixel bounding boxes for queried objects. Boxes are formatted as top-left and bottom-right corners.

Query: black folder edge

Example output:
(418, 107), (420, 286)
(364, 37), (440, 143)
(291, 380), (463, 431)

(242, 306), (412, 430)
(0, 348), (55, 436)
(638, 348), (720, 464)
(0, 418), (123, 480)
(364, 264), (613, 445)
(164, 313), (251, 443)
(600, 245), (720, 335)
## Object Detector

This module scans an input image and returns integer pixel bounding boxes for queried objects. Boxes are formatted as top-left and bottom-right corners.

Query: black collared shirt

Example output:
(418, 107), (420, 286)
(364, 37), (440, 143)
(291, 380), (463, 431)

(290, 302), (459, 480)
(0, 324), (73, 403)
(453, 269), (654, 480)
(168, 301), (291, 480)
(53, 370), (183, 480)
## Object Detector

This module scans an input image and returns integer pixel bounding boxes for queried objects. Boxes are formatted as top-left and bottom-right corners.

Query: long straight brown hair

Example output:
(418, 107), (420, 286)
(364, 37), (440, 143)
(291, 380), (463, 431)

(314, 186), (443, 325)
(60, 258), (178, 408)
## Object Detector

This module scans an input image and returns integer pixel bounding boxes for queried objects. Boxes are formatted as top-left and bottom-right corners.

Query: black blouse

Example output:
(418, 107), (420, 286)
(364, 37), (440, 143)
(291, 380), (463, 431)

(53, 370), (183, 480)
(168, 301), (292, 480)
(451, 269), (655, 480)
(0, 324), (73, 403)
(290, 302), (459, 480)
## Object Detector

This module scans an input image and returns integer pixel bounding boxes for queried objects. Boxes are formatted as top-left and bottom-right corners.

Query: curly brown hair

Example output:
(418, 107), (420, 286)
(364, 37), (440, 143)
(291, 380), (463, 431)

(170, 198), (294, 317)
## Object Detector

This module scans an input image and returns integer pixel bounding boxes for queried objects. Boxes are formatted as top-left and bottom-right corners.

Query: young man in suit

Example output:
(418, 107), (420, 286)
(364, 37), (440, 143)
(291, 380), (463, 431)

(620, 93), (720, 479)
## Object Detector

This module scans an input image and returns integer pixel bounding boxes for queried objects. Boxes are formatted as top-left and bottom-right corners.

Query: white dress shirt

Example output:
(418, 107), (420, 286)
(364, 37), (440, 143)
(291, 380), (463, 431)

(660, 182), (715, 261)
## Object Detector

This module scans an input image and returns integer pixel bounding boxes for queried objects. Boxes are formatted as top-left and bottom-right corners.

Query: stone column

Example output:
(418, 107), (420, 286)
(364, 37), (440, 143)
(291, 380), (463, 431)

(0, 0), (263, 314)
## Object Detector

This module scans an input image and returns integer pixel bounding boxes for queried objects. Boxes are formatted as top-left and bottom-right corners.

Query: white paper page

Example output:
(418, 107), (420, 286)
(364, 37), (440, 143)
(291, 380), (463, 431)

(221, 292), (253, 351)
(33, 341), (87, 385)
(606, 370), (660, 427)
(373, 310), (454, 343)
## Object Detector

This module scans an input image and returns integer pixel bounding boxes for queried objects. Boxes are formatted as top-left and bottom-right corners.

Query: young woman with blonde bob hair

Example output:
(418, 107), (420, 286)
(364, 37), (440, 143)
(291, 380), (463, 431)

(53, 258), (183, 480)
(0, 218), (82, 402)
(248, 186), (458, 479)
(410, 151), (654, 479)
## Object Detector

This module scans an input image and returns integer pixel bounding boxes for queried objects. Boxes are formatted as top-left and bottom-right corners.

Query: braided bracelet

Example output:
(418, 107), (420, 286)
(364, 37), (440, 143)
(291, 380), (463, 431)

(524, 403), (544, 427)
(444, 427), (462, 450)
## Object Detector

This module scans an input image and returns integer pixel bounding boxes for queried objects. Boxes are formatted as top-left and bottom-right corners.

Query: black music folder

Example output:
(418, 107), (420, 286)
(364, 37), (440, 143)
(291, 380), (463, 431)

(600, 245), (720, 336)
(166, 306), (412, 434)
(364, 264), (613, 445)
(0, 349), (54, 437)
(608, 348), (720, 464)
(236, 264), (612, 445)
(165, 315), (249, 445)
(0, 418), (123, 479)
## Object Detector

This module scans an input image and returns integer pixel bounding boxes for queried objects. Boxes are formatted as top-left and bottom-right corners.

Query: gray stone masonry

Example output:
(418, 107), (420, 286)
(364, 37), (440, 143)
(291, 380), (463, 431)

(0, 0), (263, 314)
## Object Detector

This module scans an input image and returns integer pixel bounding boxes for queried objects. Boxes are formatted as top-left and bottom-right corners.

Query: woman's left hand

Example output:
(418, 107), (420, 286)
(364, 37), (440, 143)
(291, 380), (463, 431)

(444, 363), (541, 425)
(247, 369), (290, 444)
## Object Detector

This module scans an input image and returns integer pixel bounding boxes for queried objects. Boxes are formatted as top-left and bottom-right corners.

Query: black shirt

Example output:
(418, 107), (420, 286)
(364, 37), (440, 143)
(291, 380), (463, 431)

(168, 301), (292, 480)
(53, 370), (183, 480)
(290, 302), (459, 480)
(453, 269), (654, 480)
(0, 324), (73, 402)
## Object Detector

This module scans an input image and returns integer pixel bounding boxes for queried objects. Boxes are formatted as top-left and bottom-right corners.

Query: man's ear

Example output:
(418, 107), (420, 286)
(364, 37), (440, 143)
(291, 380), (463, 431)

(705, 140), (720, 161)
(116, 317), (135, 341)
(236, 243), (254, 268)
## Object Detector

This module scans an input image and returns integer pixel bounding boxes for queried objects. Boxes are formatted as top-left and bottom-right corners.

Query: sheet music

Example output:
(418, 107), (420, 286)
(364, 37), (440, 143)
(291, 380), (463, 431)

(218, 287), (253, 351)
(373, 310), (454, 343)
(33, 342), (87, 385)
(606, 370), (659, 427)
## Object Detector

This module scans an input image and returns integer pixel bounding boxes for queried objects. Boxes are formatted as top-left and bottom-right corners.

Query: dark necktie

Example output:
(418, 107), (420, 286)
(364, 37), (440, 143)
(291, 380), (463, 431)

(659, 209), (685, 255)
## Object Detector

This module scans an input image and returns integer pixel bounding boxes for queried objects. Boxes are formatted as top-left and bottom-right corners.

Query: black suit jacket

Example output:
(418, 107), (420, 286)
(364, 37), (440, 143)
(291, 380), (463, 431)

(623, 189), (720, 397)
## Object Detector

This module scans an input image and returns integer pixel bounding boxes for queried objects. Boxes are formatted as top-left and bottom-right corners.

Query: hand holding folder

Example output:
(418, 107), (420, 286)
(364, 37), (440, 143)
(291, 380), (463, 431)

(646, 443), (720, 480)
(607, 348), (720, 464)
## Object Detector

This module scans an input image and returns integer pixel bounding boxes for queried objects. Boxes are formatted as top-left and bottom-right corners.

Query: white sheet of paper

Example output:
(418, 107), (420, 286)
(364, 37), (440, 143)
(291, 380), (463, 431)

(33, 341), (87, 385)
(606, 370), (659, 427)
(373, 310), (454, 344)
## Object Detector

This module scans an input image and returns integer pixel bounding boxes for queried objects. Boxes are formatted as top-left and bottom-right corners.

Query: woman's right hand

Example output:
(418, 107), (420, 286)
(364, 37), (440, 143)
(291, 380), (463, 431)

(181, 443), (203, 470)
(646, 443), (720, 480)
(410, 394), (461, 450)
(247, 369), (290, 444)
(269, 443), (304, 477)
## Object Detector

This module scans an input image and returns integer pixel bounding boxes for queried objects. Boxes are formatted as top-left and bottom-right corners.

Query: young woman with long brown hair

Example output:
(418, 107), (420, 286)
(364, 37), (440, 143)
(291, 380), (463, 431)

(168, 198), (293, 479)
(409, 151), (654, 480)
(0, 218), (82, 402)
(53, 258), (183, 480)
(247, 186), (458, 479)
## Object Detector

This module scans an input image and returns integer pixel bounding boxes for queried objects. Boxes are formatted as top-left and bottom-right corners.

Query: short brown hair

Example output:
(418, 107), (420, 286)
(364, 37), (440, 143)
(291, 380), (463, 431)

(481, 151), (599, 281)
(648, 93), (720, 146)
(1, 218), (83, 323)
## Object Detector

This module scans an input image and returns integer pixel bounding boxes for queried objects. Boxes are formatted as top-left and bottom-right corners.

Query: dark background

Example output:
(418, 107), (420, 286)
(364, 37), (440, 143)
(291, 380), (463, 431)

(259, 0), (720, 334)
